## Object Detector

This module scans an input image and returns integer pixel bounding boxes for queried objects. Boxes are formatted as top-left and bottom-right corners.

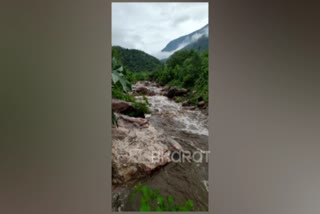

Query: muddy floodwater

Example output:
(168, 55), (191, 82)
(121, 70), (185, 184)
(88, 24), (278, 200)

(112, 81), (209, 211)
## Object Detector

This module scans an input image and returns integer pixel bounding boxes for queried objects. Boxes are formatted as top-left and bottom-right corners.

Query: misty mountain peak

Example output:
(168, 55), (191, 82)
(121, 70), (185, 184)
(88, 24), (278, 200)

(161, 24), (208, 53)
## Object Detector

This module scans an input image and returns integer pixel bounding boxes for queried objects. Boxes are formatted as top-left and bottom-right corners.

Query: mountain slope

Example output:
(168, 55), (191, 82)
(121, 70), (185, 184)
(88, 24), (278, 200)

(112, 46), (162, 73)
(180, 35), (208, 52)
(161, 24), (208, 53)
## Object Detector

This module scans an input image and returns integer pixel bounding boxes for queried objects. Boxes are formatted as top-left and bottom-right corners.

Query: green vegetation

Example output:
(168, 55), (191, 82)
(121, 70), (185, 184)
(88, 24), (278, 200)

(112, 38), (207, 212)
(112, 46), (162, 73)
(181, 35), (208, 52)
(130, 184), (194, 211)
(112, 47), (208, 106)
(125, 71), (153, 83)
(112, 57), (150, 123)
(150, 49), (208, 105)
(112, 58), (132, 92)
(112, 57), (130, 126)
(129, 101), (151, 117)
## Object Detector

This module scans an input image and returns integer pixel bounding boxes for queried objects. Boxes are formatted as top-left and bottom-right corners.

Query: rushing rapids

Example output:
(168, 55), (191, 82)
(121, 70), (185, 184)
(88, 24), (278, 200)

(112, 81), (209, 211)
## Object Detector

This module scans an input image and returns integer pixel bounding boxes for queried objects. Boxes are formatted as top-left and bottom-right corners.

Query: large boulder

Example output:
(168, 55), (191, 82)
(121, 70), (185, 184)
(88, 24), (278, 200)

(182, 100), (191, 106)
(160, 91), (168, 96)
(112, 99), (134, 113)
(112, 99), (145, 118)
(135, 86), (149, 95)
(143, 81), (151, 86)
(133, 85), (156, 96)
(112, 114), (183, 184)
(118, 114), (149, 128)
(167, 87), (188, 98)
(161, 85), (170, 92)
(197, 101), (206, 108)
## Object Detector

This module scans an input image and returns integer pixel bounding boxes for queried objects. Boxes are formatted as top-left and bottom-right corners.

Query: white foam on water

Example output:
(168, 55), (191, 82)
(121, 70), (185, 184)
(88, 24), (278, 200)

(133, 82), (208, 137)
(147, 95), (208, 136)
(174, 113), (208, 136)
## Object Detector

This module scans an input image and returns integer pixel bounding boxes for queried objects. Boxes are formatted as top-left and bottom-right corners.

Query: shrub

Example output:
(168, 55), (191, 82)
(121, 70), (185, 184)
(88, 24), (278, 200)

(130, 184), (194, 211)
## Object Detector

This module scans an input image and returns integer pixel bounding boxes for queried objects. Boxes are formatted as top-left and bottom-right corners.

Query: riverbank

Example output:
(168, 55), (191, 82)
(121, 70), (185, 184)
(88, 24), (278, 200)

(112, 81), (209, 211)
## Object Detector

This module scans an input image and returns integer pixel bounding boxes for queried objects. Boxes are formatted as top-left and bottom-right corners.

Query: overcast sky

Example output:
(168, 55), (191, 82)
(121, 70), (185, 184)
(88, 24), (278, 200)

(112, 3), (208, 59)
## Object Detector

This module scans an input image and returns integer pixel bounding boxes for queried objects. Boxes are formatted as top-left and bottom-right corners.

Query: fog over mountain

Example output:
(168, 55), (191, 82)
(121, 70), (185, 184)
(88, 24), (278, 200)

(157, 24), (208, 60)
(161, 24), (208, 52)
(112, 3), (208, 59)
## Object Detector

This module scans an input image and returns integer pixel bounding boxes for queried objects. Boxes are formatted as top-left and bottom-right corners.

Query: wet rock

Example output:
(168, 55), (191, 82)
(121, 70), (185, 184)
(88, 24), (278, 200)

(198, 101), (206, 108)
(160, 91), (168, 96)
(112, 114), (182, 184)
(112, 125), (128, 140)
(167, 87), (188, 98)
(135, 86), (150, 95)
(167, 138), (183, 151)
(144, 81), (150, 86)
(159, 86), (170, 96)
(183, 106), (196, 110)
(112, 99), (145, 118)
(118, 114), (149, 128)
(182, 100), (191, 106)
(161, 85), (170, 92)
(112, 99), (135, 113)
(133, 85), (156, 96)
(151, 82), (159, 87)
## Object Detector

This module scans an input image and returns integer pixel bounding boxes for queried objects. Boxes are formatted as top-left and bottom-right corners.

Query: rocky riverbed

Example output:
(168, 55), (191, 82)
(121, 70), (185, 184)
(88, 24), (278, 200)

(112, 81), (209, 211)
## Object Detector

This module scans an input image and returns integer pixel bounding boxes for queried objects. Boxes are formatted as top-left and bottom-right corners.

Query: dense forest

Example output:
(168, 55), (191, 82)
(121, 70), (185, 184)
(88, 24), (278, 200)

(150, 49), (208, 104)
(112, 46), (162, 73)
(112, 46), (208, 107)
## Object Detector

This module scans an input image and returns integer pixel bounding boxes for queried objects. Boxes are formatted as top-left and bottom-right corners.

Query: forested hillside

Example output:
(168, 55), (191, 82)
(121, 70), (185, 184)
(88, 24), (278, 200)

(112, 49), (208, 105)
(180, 35), (208, 52)
(150, 49), (208, 104)
(112, 46), (162, 73)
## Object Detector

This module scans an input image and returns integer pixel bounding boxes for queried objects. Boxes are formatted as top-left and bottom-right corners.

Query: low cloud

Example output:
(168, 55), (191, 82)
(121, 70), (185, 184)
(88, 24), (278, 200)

(112, 3), (208, 59)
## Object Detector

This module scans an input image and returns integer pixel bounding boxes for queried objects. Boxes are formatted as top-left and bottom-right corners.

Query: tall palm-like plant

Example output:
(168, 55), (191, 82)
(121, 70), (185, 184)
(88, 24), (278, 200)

(112, 57), (132, 126)
(112, 58), (131, 92)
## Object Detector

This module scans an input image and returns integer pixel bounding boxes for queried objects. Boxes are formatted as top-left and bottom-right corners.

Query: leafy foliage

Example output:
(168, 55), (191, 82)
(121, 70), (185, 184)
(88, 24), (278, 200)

(112, 58), (132, 93)
(111, 45), (208, 125)
(112, 83), (135, 103)
(112, 46), (162, 73)
(130, 184), (194, 211)
(150, 49), (208, 103)
(128, 101), (151, 117)
(111, 57), (150, 121)
(112, 58), (131, 126)
(125, 71), (152, 84)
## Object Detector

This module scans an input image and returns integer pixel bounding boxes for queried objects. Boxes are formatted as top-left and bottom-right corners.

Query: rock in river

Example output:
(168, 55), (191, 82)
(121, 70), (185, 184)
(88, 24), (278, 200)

(197, 101), (206, 108)
(166, 87), (188, 98)
(112, 99), (134, 113)
(112, 99), (145, 118)
(112, 113), (183, 184)
(135, 86), (153, 95)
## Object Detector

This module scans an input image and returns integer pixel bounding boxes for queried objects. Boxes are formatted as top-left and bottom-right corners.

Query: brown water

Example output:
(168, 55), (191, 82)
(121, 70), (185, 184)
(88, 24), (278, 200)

(112, 81), (209, 211)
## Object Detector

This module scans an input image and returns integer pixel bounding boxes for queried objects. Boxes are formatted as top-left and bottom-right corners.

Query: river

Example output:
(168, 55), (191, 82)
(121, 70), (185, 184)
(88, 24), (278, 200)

(112, 81), (209, 211)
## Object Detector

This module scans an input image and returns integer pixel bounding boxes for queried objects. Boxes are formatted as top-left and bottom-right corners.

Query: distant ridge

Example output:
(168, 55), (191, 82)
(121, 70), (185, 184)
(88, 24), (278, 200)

(161, 24), (208, 53)
(112, 46), (162, 72)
